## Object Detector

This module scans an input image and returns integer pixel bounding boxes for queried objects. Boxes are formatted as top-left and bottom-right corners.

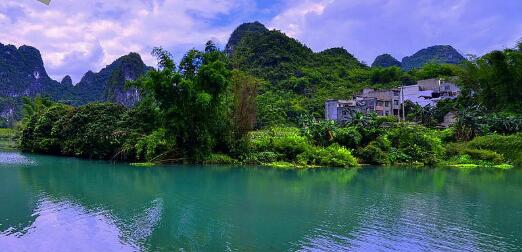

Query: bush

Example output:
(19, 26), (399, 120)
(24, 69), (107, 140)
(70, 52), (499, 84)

(301, 119), (336, 146)
(204, 153), (238, 165)
(135, 128), (170, 162)
(466, 134), (522, 166)
(435, 127), (456, 143)
(243, 151), (282, 164)
(356, 137), (391, 165)
(446, 143), (504, 164)
(485, 113), (522, 134)
(383, 124), (444, 165)
(297, 144), (358, 167)
(249, 127), (310, 160)
(333, 126), (362, 148)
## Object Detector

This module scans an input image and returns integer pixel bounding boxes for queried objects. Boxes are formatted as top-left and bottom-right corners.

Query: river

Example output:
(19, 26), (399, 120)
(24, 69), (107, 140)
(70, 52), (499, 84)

(0, 151), (521, 251)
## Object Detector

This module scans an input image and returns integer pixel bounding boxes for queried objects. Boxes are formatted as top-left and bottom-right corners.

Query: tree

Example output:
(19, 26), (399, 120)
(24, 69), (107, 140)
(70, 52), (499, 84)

(458, 42), (522, 112)
(130, 42), (231, 161)
(231, 70), (257, 139)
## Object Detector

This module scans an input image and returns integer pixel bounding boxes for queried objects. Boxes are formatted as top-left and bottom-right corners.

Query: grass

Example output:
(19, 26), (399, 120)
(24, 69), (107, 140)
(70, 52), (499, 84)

(130, 162), (156, 167)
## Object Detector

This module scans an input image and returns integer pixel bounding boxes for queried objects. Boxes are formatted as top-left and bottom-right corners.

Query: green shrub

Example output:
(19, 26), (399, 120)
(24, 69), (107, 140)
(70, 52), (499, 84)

(386, 124), (444, 165)
(333, 126), (362, 148)
(249, 127), (310, 160)
(204, 153), (238, 165)
(376, 115), (399, 124)
(435, 127), (456, 143)
(243, 151), (282, 164)
(356, 137), (392, 165)
(301, 119), (336, 146)
(135, 128), (170, 162)
(463, 149), (503, 164)
(466, 134), (522, 166)
(297, 144), (358, 167)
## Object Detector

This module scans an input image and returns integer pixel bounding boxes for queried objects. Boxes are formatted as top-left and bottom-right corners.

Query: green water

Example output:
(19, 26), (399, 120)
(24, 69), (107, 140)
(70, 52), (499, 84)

(0, 152), (521, 251)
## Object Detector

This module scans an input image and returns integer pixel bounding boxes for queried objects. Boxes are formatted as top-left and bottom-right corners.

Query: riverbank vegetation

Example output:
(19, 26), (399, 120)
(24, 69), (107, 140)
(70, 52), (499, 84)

(13, 40), (522, 169)
(0, 128), (16, 150)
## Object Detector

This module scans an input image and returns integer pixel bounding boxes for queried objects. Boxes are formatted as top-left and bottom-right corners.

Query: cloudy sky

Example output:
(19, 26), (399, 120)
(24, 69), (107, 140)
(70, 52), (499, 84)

(1, 0), (521, 82)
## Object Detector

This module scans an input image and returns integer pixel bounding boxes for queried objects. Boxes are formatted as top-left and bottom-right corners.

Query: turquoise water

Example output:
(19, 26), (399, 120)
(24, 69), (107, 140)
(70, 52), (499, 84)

(0, 151), (521, 251)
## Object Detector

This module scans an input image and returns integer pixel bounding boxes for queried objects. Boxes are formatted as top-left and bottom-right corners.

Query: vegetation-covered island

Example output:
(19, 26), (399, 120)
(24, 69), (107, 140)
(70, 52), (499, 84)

(2, 22), (522, 169)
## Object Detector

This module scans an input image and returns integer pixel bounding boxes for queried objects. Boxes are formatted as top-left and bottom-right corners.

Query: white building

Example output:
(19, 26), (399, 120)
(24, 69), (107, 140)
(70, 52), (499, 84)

(325, 78), (460, 123)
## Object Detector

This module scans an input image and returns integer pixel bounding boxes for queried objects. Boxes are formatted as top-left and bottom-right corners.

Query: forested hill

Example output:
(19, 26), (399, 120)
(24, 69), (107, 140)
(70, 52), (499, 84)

(0, 43), (74, 101)
(72, 52), (149, 106)
(372, 54), (401, 68)
(228, 22), (368, 125)
(401, 45), (465, 71)
(227, 22), (467, 126)
(0, 43), (149, 124)
(372, 46), (466, 70)
(1, 22), (467, 126)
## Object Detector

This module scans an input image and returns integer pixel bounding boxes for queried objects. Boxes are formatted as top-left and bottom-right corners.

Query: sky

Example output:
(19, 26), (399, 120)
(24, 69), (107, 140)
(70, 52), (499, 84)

(1, 0), (521, 83)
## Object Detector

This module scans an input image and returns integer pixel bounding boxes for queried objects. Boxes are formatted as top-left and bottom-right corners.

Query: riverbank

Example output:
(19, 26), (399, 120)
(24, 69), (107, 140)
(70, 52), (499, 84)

(11, 120), (522, 170)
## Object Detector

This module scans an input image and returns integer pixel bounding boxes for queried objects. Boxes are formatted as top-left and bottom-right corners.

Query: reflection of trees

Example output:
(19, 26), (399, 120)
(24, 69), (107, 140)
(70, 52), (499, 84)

(3, 154), (521, 251)
(0, 160), (38, 234)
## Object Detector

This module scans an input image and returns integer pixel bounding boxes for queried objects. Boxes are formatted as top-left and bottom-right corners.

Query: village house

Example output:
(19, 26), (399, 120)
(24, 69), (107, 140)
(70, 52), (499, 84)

(325, 78), (460, 124)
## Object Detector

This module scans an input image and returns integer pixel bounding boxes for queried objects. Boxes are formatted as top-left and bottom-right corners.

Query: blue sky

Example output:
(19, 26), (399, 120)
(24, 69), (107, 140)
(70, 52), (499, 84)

(1, 0), (521, 82)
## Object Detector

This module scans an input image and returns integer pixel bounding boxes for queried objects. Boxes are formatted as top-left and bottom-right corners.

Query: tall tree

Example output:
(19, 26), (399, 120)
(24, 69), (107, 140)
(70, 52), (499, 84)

(130, 42), (231, 160)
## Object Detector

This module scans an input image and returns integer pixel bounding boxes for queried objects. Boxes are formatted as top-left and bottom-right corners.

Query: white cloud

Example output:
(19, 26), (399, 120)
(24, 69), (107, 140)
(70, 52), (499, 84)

(0, 0), (242, 82)
(270, 0), (333, 37)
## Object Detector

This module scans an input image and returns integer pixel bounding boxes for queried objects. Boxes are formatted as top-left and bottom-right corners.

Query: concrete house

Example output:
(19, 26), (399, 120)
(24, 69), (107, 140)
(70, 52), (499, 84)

(325, 98), (377, 124)
(359, 88), (401, 117)
(325, 78), (460, 123)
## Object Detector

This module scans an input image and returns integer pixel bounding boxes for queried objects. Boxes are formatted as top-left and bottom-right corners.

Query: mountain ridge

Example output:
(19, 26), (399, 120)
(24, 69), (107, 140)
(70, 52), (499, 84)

(0, 43), (149, 122)
(1, 22), (468, 124)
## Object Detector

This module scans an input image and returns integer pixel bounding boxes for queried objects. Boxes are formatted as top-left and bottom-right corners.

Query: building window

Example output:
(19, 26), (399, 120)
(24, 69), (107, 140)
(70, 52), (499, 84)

(377, 101), (383, 106)
(385, 101), (391, 107)
(394, 100), (399, 106)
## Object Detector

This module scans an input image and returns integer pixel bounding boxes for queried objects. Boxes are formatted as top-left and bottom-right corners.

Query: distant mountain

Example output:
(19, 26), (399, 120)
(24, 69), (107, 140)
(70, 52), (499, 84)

(0, 43), (149, 122)
(60, 75), (73, 86)
(73, 52), (148, 106)
(225, 21), (268, 55)
(0, 43), (73, 100)
(401, 45), (465, 71)
(0, 43), (74, 123)
(372, 54), (401, 68)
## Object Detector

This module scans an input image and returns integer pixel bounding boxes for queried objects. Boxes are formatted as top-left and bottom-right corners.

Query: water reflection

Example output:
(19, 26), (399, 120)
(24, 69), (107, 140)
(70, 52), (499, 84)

(1, 197), (137, 252)
(0, 153), (521, 251)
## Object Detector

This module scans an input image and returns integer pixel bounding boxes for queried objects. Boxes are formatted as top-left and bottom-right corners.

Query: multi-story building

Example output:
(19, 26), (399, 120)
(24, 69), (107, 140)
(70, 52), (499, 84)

(325, 98), (377, 124)
(359, 88), (401, 117)
(325, 78), (460, 123)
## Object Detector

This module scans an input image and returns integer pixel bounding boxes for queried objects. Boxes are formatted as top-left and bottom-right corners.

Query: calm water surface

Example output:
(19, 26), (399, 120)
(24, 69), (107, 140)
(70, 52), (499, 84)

(0, 151), (521, 251)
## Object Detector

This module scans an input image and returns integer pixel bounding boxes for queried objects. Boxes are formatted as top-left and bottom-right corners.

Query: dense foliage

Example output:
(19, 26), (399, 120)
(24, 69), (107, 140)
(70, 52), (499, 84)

(458, 42), (522, 113)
